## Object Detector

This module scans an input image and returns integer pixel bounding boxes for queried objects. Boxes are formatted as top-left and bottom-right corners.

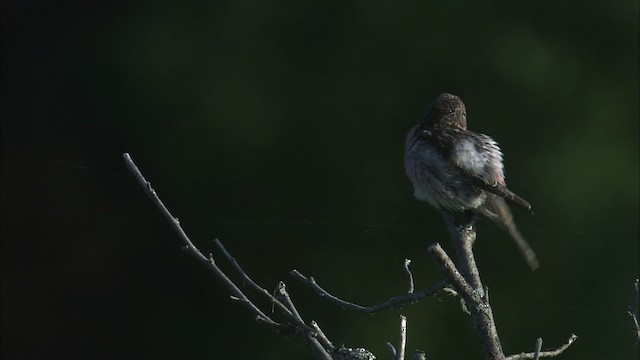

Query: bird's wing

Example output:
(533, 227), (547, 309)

(450, 131), (533, 213)
(471, 178), (533, 213)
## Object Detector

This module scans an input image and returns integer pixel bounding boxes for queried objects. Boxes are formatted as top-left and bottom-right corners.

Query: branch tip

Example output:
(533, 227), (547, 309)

(533, 338), (542, 360)
(386, 342), (397, 356)
(403, 258), (415, 294)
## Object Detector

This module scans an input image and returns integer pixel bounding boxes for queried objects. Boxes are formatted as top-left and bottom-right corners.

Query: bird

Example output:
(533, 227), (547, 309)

(404, 93), (539, 270)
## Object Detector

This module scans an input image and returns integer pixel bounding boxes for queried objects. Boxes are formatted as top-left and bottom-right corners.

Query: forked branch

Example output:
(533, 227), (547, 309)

(426, 212), (576, 360)
(124, 153), (577, 360)
(291, 270), (449, 314)
(123, 153), (333, 359)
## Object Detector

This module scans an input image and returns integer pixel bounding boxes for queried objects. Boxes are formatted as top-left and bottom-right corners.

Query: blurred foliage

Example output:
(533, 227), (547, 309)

(1, 0), (638, 359)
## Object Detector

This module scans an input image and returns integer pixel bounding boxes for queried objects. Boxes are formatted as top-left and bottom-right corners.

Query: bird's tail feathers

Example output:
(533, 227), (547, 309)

(479, 196), (539, 270)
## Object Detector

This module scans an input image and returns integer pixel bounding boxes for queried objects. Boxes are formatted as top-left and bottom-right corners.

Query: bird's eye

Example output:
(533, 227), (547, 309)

(421, 130), (432, 137)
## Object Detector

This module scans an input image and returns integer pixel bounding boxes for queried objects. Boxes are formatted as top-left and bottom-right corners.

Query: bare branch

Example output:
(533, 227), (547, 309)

(505, 334), (577, 360)
(125, 152), (577, 360)
(427, 243), (477, 303)
(311, 321), (335, 352)
(533, 338), (543, 360)
(270, 283), (335, 359)
(386, 316), (408, 360)
(308, 336), (334, 360)
(430, 212), (505, 360)
(291, 269), (448, 314)
(628, 279), (640, 341)
(404, 259), (415, 294)
(274, 281), (305, 323)
(441, 212), (482, 290)
(396, 315), (407, 360)
(123, 153), (335, 360)
(630, 309), (640, 341)
(386, 342), (397, 358)
(123, 153), (279, 327)
(211, 239), (308, 328)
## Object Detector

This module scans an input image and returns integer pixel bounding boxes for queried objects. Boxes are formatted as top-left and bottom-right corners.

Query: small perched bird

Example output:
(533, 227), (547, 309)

(404, 93), (539, 270)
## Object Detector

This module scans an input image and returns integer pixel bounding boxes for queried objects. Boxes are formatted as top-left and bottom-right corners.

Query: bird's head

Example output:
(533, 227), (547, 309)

(421, 93), (467, 132)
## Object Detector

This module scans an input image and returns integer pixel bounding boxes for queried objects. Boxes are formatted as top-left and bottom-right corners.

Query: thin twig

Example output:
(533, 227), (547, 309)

(307, 336), (333, 360)
(629, 308), (640, 341)
(628, 279), (640, 341)
(404, 259), (415, 294)
(275, 281), (305, 323)
(505, 334), (578, 360)
(311, 321), (335, 352)
(427, 243), (477, 303)
(212, 239), (306, 326)
(533, 338), (542, 360)
(291, 270), (448, 314)
(123, 153), (334, 360)
(386, 342), (397, 358)
(123, 153), (278, 327)
(396, 315), (407, 360)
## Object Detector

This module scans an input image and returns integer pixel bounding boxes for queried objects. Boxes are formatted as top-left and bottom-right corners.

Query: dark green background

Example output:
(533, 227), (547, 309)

(2, 1), (638, 359)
